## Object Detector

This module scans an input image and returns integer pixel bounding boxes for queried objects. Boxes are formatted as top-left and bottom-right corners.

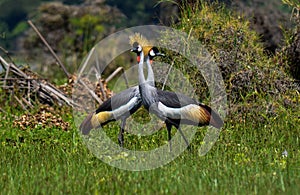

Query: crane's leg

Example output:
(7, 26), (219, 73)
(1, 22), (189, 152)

(176, 126), (190, 150)
(166, 122), (172, 152)
(118, 119), (126, 147)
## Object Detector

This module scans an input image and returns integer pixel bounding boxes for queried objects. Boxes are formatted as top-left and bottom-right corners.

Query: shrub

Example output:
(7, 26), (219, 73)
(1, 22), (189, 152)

(159, 0), (299, 123)
(278, 0), (300, 80)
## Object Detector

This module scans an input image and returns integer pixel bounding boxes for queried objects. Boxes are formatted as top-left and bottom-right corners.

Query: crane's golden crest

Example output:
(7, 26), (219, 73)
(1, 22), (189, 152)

(129, 33), (153, 55)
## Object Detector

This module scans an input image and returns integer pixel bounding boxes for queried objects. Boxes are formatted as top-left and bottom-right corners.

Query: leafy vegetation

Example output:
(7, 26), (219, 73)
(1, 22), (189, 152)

(0, 0), (87, 46)
(159, 1), (298, 127)
(0, 0), (299, 194)
(278, 0), (300, 80)
(105, 0), (160, 26)
(19, 1), (124, 82)
(0, 0), (51, 49)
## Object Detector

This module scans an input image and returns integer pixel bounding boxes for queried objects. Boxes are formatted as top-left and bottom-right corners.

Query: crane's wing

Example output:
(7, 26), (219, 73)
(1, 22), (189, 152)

(80, 86), (142, 135)
(156, 90), (223, 128)
(96, 86), (140, 113)
(157, 90), (197, 108)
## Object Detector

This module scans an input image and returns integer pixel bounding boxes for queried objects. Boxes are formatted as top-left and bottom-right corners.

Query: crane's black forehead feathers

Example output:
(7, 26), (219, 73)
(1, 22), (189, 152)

(132, 42), (139, 48)
(152, 47), (159, 53)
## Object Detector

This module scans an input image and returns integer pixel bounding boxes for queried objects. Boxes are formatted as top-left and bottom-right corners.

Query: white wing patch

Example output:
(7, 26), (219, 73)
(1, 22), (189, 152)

(112, 97), (139, 119)
(157, 102), (202, 123)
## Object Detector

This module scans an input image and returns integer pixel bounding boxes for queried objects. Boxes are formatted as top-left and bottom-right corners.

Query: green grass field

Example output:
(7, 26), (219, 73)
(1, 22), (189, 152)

(1, 106), (299, 194)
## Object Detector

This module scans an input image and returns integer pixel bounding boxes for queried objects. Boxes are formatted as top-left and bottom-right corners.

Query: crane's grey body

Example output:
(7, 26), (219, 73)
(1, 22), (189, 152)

(137, 49), (223, 151)
(95, 86), (141, 120)
(138, 50), (190, 149)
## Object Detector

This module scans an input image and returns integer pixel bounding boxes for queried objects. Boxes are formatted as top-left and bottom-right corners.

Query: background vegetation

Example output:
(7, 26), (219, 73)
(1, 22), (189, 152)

(0, 0), (299, 194)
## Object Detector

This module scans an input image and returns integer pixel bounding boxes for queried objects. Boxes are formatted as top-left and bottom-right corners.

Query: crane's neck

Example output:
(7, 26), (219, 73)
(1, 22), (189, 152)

(146, 57), (155, 86)
(138, 51), (146, 84)
(138, 52), (157, 110)
(138, 52), (154, 86)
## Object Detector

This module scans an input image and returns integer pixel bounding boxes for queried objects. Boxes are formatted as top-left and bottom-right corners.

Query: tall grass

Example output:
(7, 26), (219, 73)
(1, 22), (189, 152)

(0, 107), (299, 194)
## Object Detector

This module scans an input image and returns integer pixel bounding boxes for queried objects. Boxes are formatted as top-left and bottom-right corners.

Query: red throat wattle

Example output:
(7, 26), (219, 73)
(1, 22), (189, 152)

(137, 56), (140, 63)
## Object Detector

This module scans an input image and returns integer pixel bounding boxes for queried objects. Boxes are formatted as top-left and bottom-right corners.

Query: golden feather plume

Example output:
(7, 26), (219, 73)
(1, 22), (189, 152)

(129, 33), (153, 55)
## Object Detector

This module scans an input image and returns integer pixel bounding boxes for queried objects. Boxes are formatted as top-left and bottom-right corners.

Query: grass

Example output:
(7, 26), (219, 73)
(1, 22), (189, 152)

(0, 106), (299, 194)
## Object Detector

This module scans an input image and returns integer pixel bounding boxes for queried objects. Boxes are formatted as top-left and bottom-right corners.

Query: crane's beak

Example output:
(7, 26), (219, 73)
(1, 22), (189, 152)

(130, 47), (139, 53)
(156, 52), (165, 57)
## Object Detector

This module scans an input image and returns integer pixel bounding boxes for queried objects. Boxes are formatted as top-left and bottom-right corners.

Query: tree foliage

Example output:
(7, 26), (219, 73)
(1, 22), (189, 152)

(0, 0), (95, 49)
(106, 0), (160, 25)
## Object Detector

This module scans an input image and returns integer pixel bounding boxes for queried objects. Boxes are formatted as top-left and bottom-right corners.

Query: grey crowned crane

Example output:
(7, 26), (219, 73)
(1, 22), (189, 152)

(79, 43), (164, 147)
(79, 86), (141, 147)
(135, 47), (224, 151)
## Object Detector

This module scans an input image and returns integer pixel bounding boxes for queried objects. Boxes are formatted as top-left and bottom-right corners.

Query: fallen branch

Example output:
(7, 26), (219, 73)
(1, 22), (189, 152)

(0, 55), (82, 109)
(14, 96), (27, 111)
(105, 67), (129, 88)
(79, 79), (103, 104)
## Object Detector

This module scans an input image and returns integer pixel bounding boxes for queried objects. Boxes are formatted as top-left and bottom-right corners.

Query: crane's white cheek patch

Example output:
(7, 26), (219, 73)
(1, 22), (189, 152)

(149, 50), (155, 57)
(138, 45), (142, 52)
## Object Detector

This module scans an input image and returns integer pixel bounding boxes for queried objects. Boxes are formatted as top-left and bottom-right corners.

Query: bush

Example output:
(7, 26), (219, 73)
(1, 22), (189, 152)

(159, 0), (299, 122)
(20, 1), (124, 80)
(278, 0), (300, 80)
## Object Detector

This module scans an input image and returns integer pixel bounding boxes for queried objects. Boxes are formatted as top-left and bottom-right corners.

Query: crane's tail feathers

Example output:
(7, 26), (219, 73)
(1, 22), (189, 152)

(199, 104), (224, 129)
(80, 111), (112, 135)
(80, 113), (94, 135)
